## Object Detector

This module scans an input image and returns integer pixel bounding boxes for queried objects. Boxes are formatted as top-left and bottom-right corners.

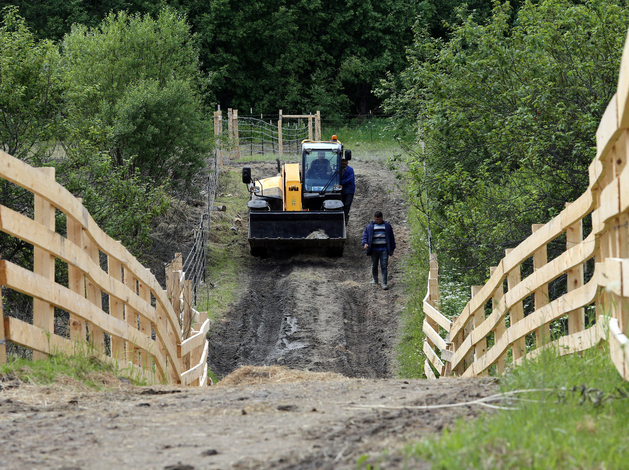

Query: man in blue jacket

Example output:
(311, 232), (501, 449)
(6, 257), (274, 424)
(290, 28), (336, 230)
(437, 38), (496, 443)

(362, 211), (396, 290)
(340, 158), (355, 224)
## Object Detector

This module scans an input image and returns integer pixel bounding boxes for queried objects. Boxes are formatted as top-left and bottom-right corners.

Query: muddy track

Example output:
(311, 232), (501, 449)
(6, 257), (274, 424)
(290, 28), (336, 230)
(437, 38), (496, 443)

(208, 159), (411, 379)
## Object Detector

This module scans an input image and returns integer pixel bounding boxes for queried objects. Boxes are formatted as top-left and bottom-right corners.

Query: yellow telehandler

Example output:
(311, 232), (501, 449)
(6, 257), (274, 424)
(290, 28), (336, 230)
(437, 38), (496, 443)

(242, 136), (351, 256)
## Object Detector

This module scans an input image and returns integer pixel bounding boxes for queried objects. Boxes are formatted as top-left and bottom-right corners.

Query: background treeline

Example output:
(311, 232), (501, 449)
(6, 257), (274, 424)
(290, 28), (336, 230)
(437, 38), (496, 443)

(0, 0), (496, 116)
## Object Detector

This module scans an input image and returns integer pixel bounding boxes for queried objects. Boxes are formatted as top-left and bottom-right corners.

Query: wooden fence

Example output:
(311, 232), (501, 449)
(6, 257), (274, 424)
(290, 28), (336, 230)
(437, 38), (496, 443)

(0, 151), (209, 386)
(423, 32), (629, 381)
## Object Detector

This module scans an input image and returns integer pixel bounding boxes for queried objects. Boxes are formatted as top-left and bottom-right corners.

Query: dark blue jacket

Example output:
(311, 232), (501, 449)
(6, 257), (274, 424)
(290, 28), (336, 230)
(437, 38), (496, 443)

(340, 165), (355, 194)
(362, 220), (396, 255)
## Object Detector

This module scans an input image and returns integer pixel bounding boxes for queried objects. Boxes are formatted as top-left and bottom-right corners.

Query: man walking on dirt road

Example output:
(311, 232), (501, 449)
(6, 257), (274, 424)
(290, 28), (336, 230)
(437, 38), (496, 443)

(340, 158), (355, 224)
(362, 211), (396, 290)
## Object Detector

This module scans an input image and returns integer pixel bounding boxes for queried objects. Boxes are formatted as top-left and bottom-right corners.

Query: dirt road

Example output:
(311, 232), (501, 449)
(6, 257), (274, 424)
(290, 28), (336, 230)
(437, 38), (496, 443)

(208, 158), (411, 379)
(0, 158), (497, 469)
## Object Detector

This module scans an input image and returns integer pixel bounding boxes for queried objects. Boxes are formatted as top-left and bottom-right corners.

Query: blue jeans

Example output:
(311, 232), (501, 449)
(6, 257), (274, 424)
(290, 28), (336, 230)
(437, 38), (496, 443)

(371, 249), (388, 283)
(342, 193), (354, 217)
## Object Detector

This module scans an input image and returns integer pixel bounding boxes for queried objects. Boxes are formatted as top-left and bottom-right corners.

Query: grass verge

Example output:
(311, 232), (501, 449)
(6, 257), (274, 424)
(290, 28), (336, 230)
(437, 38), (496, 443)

(0, 352), (146, 389)
(403, 345), (629, 469)
(396, 204), (430, 379)
(196, 166), (251, 322)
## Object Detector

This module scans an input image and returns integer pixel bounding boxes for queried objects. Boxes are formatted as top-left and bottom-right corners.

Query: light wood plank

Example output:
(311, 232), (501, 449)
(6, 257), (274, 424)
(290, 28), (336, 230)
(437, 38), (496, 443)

(0, 205), (183, 376)
(0, 295), (5, 363)
(85, 234), (105, 353)
(108, 256), (125, 360)
(180, 339), (209, 386)
(66, 210), (86, 342)
(423, 340), (444, 372)
(424, 360), (436, 380)
(532, 224), (550, 346)
(608, 318), (629, 379)
(32, 167), (55, 360)
(423, 300), (451, 331)
(566, 211), (585, 335)
(0, 260), (165, 374)
(0, 150), (181, 339)
(179, 319), (210, 358)
(422, 319), (447, 352)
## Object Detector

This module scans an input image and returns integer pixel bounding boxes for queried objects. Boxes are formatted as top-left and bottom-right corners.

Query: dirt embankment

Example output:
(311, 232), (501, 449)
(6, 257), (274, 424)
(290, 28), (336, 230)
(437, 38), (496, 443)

(0, 158), (498, 470)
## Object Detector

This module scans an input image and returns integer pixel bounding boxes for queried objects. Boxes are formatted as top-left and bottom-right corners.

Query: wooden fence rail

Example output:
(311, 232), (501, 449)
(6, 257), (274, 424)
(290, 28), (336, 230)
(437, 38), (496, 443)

(0, 150), (209, 386)
(423, 30), (629, 381)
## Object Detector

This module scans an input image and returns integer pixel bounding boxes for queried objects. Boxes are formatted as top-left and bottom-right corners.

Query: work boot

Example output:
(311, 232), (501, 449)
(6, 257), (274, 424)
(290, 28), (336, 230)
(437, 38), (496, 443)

(371, 278), (378, 284)
(382, 282), (389, 290)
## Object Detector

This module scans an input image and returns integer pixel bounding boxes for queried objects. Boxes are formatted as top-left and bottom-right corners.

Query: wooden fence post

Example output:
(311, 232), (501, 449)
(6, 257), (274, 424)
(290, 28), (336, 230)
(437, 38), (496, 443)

(308, 114), (313, 140)
(108, 253), (125, 360)
(138, 275), (152, 370)
(532, 224), (550, 346)
(565, 207), (585, 335)
(84, 235), (105, 353)
(124, 268), (139, 366)
(506, 248), (526, 361)
(490, 266), (507, 372)
(471, 285), (487, 375)
(33, 167), (56, 360)
(278, 109), (283, 154)
(315, 111), (321, 140)
(66, 207), (86, 343)
(0, 295), (6, 363)
(233, 109), (240, 159)
(227, 108), (233, 139)
(613, 132), (628, 332)
(214, 110), (223, 168)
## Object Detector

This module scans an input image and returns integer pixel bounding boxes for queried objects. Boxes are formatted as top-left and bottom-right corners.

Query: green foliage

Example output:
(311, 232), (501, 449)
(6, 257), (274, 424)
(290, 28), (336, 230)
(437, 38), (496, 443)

(61, 8), (211, 186)
(0, 0), (169, 41)
(0, 6), (62, 162)
(404, 345), (629, 469)
(55, 144), (169, 257)
(190, 0), (419, 115)
(379, 0), (629, 284)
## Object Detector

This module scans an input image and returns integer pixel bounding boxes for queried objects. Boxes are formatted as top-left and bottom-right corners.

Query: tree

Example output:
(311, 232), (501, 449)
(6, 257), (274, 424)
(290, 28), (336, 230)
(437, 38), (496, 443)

(61, 8), (211, 187)
(0, 6), (62, 163)
(379, 0), (629, 283)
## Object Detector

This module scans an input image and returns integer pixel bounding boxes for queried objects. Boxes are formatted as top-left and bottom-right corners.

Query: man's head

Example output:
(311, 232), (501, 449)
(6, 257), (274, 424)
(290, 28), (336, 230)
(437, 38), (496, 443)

(374, 211), (383, 223)
(341, 159), (348, 169)
(317, 151), (325, 160)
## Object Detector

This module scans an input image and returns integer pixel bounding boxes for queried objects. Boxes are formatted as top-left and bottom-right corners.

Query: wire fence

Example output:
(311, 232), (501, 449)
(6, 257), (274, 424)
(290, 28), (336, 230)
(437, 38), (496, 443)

(181, 150), (220, 305)
(236, 116), (310, 157)
(217, 113), (395, 159)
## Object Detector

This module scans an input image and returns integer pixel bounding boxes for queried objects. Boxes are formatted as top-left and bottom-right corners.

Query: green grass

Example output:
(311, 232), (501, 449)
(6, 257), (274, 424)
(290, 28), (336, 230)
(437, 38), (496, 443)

(0, 352), (146, 388)
(195, 167), (251, 322)
(396, 204), (430, 378)
(401, 345), (629, 469)
(324, 119), (406, 161)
